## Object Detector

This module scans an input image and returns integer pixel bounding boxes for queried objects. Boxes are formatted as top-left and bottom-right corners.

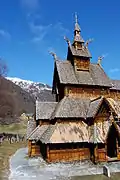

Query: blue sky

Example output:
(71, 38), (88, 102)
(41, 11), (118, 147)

(0, 0), (120, 85)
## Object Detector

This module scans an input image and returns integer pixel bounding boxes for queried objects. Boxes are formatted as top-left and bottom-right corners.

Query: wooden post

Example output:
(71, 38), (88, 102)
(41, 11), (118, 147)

(28, 140), (32, 157)
(105, 144), (107, 161)
(116, 140), (119, 159)
(64, 87), (68, 96)
(94, 144), (98, 164)
(47, 144), (50, 162)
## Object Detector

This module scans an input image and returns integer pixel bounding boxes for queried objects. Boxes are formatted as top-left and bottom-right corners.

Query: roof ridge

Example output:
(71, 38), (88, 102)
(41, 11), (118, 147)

(52, 96), (68, 119)
(111, 79), (120, 81)
(92, 98), (104, 118)
(82, 99), (91, 118)
(28, 125), (39, 139)
(36, 101), (57, 104)
(49, 123), (58, 143)
(90, 96), (103, 102)
(50, 101), (60, 120)
(97, 63), (112, 86)
(40, 124), (56, 144)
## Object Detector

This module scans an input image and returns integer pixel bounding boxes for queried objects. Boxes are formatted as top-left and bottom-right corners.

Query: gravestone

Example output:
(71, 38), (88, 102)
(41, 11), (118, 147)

(103, 165), (110, 178)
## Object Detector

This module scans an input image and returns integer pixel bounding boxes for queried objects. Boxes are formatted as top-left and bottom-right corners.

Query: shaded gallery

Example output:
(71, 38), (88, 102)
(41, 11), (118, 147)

(27, 15), (120, 163)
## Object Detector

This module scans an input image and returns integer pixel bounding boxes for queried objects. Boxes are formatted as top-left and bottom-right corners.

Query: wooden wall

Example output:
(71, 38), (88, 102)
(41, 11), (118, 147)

(47, 148), (90, 163)
(28, 141), (40, 157)
(39, 120), (50, 125)
(64, 86), (120, 101)
(74, 58), (90, 71)
(65, 86), (110, 99)
(117, 147), (120, 160)
(96, 148), (107, 162)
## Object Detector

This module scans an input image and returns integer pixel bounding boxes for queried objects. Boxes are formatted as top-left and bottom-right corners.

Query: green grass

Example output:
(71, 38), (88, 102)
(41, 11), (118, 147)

(0, 119), (27, 134)
(0, 141), (26, 180)
(0, 119), (28, 179)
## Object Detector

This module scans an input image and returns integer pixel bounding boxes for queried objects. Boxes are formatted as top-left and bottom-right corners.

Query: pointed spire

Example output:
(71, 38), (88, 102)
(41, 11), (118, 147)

(74, 12), (81, 32)
(73, 13), (84, 48)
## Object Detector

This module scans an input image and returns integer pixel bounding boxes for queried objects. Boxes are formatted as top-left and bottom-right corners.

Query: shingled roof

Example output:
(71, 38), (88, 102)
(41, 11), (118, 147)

(69, 45), (91, 58)
(89, 121), (111, 143)
(36, 101), (57, 120)
(29, 125), (49, 141)
(39, 122), (89, 144)
(26, 119), (36, 139)
(87, 97), (103, 118)
(111, 80), (120, 90)
(51, 96), (90, 119)
(106, 98), (120, 117)
(36, 96), (120, 121)
(28, 120), (120, 143)
(55, 60), (112, 87)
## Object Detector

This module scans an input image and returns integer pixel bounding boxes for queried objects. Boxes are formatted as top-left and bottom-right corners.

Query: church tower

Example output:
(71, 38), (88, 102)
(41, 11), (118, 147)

(67, 14), (92, 71)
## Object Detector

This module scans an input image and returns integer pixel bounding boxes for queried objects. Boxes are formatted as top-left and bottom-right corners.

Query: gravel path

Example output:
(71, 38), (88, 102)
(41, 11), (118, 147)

(9, 148), (120, 180)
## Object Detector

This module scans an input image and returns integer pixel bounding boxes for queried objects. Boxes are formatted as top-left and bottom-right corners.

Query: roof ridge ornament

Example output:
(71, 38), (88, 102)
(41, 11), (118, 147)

(64, 36), (71, 46)
(97, 55), (104, 66)
(85, 38), (94, 48)
(48, 51), (57, 61)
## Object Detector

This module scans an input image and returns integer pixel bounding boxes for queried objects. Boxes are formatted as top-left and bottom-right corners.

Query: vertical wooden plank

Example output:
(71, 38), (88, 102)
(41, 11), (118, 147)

(47, 145), (50, 162)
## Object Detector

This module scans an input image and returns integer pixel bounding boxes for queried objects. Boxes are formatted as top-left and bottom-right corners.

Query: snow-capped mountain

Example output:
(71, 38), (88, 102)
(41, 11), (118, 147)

(6, 77), (55, 102)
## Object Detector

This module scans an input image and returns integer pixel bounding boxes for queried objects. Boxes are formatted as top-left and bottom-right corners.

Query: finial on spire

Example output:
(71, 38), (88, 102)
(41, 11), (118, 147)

(48, 51), (57, 60)
(74, 12), (81, 32)
(75, 12), (78, 24)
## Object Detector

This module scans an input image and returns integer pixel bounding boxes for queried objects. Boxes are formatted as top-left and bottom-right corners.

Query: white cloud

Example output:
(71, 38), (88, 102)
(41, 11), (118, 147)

(29, 23), (52, 42)
(29, 22), (69, 43)
(0, 29), (11, 40)
(54, 22), (70, 36)
(21, 0), (39, 10)
(109, 68), (120, 73)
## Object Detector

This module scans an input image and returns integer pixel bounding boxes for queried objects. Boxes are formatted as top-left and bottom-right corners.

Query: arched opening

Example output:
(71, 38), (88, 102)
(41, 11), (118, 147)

(107, 123), (118, 158)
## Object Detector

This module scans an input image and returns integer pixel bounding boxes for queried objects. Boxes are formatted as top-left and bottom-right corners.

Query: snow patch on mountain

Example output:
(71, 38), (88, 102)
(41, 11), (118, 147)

(6, 77), (52, 95)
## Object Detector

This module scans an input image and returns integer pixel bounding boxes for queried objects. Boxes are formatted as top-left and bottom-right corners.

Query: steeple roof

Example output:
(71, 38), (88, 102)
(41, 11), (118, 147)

(74, 13), (81, 32)
(73, 13), (84, 44)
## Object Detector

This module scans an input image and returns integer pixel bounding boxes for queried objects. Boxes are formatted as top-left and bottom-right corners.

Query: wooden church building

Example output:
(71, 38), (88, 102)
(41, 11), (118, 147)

(27, 15), (120, 164)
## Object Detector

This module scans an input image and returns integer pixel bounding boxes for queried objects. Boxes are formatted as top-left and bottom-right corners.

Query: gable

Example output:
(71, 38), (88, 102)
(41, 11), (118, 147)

(52, 63), (60, 94)
(96, 101), (110, 119)
(87, 97), (115, 120)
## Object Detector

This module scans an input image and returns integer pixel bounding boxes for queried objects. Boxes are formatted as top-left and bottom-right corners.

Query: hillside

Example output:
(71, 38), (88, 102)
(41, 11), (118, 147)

(6, 77), (55, 102)
(0, 76), (35, 124)
(0, 77), (55, 124)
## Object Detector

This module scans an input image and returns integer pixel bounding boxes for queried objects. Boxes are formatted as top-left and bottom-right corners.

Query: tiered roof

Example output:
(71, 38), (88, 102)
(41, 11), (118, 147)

(28, 119), (120, 144)
(35, 96), (120, 121)
(27, 16), (120, 145)
(54, 60), (112, 87)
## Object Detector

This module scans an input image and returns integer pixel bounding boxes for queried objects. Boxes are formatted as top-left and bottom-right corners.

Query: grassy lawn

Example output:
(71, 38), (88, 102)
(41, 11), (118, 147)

(0, 140), (26, 180)
(0, 118), (27, 134)
(0, 119), (28, 179)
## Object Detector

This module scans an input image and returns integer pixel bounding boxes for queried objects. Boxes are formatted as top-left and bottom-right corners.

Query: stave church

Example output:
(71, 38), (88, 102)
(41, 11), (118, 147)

(27, 15), (120, 163)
